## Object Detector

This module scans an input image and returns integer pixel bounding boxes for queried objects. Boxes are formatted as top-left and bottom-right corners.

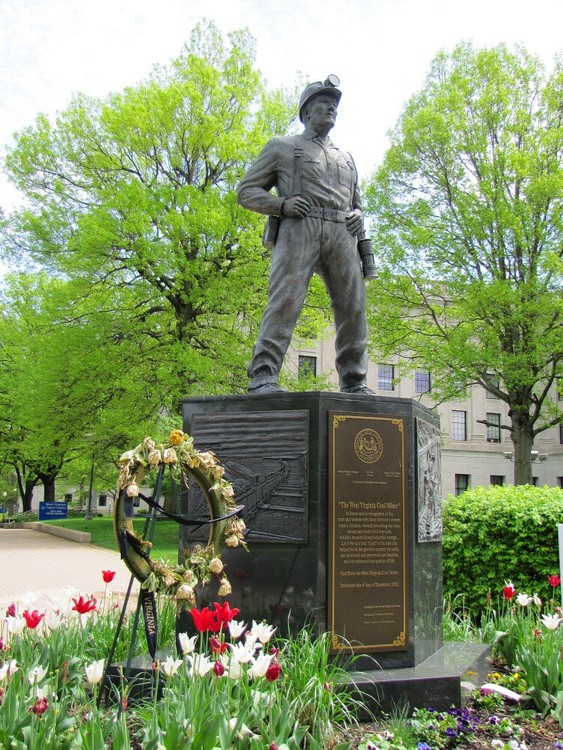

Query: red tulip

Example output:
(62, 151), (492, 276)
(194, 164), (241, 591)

(190, 606), (223, 633)
(190, 606), (212, 632)
(548, 574), (561, 587)
(266, 660), (282, 682)
(22, 609), (45, 629)
(209, 636), (227, 654)
(5, 603), (16, 618)
(503, 582), (516, 600)
(30, 697), (49, 715)
(72, 596), (96, 615)
(213, 601), (240, 624)
(102, 570), (116, 583)
(213, 660), (225, 677)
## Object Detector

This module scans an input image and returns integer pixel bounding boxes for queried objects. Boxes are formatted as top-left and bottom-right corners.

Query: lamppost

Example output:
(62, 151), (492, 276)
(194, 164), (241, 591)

(503, 450), (548, 463)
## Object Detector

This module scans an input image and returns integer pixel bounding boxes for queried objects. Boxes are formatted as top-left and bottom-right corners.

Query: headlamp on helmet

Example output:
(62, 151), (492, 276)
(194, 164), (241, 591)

(298, 74), (341, 123)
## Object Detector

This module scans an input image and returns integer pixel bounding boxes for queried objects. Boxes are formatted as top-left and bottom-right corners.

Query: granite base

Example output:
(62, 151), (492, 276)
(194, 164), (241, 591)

(347, 642), (492, 716)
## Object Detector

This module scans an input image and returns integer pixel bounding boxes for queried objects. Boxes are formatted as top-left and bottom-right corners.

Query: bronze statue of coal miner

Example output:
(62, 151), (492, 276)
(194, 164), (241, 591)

(237, 75), (376, 395)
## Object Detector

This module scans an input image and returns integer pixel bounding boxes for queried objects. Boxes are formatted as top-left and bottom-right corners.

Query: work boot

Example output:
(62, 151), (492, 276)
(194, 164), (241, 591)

(341, 383), (375, 396)
(248, 382), (287, 394)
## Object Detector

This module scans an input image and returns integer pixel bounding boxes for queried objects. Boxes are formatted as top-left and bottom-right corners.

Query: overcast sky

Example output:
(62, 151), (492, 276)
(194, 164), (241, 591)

(1, 0), (562, 210)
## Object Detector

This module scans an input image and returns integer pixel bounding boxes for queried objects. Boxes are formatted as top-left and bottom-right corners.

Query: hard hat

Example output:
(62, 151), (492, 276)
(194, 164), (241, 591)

(298, 74), (341, 123)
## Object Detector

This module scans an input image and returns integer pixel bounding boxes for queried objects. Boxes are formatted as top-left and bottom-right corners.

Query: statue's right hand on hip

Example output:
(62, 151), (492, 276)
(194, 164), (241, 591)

(282, 196), (311, 219)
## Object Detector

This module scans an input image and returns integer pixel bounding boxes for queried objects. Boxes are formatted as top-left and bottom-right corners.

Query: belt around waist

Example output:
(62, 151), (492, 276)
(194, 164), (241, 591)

(306, 206), (348, 222)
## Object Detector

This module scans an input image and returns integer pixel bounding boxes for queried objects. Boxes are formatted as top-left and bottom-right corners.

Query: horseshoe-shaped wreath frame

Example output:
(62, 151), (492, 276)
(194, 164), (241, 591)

(113, 431), (245, 603)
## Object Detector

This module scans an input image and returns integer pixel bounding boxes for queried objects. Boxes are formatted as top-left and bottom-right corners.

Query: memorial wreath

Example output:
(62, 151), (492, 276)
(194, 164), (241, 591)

(114, 429), (246, 608)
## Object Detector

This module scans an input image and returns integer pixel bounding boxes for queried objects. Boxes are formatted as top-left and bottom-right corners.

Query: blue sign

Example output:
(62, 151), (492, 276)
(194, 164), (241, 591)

(39, 501), (68, 521)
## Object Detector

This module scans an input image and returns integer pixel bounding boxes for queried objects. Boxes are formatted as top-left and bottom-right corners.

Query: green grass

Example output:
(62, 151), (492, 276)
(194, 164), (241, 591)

(46, 517), (180, 563)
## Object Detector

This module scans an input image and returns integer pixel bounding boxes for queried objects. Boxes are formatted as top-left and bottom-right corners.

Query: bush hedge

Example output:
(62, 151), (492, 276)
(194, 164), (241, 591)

(442, 484), (563, 613)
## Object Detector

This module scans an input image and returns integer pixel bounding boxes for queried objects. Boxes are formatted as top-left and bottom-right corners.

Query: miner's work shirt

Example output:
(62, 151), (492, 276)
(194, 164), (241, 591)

(236, 127), (362, 218)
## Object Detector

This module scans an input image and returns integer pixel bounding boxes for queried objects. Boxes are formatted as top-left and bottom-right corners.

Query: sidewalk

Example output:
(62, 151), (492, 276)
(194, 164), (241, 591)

(0, 527), (139, 612)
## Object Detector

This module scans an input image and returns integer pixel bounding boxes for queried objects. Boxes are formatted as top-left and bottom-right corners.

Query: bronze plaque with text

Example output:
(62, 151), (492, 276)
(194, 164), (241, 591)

(328, 412), (407, 653)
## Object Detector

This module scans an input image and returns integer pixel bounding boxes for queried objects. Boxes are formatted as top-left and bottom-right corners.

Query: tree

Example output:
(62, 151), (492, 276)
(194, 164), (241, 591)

(1, 21), (299, 406)
(0, 272), (163, 509)
(365, 43), (563, 484)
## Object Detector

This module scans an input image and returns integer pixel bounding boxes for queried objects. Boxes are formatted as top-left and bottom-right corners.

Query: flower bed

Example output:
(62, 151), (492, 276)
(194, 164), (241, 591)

(0, 572), (361, 748)
(1, 569), (562, 747)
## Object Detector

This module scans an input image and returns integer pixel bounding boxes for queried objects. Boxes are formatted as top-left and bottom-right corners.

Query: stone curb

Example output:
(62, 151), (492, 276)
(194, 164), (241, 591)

(22, 521), (91, 544)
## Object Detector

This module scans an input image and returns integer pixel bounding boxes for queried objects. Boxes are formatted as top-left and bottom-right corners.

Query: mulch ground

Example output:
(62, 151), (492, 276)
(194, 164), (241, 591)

(336, 699), (563, 748)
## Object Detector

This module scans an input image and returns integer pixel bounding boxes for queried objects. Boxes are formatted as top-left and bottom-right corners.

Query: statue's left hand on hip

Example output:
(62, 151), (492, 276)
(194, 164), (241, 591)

(345, 209), (363, 236)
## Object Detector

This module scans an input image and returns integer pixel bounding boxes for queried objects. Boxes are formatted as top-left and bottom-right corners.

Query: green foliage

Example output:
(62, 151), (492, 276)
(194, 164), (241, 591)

(278, 628), (364, 745)
(442, 485), (563, 612)
(446, 598), (563, 724)
(364, 42), (563, 483)
(0, 272), (160, 508)
(515, 629), (563, 716)
(1, 19), (298, 406)
(0, 20), (306, 502)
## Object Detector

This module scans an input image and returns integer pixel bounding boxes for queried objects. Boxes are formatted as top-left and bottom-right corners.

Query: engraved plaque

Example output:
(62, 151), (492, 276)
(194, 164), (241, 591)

(186, 410), (309, 544)
(417, 418), (442, 543)
(328, 412), (407, 652)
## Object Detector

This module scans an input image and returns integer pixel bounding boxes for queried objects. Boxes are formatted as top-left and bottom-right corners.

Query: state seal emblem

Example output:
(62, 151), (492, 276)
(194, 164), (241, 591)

(354, 428), (383, 464)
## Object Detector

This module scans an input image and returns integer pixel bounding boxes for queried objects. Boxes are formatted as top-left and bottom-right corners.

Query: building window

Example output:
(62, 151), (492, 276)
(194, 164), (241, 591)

(451, 410), (467, 441)
(486, 374), (500, 399)
(298, 355), (317, 379)
(486, 412), (501, 443)
(455, 474), (470, 496)
(414, 370), (431, 394)
(378, 364), (394, 391)
(560, 423), (563, 445)
(558, 477), (563, 489)
(490, 475), (505, 486)
(532, 477), (538, 487)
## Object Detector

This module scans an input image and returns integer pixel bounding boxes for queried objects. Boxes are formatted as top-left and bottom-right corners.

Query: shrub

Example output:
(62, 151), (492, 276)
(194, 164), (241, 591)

(442, 485), (563, 614)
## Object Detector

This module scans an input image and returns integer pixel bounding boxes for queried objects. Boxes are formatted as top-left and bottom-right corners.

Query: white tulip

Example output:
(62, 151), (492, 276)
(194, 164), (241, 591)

(21, 591), (39, 608)
(6, 616), (25, 635)
(187, 653), (214, 677)
(248, 652), (273, 679)
(45, 612), (64, 631)
(161, 655), (183, 677)
(177, 633), (198, 655)
(85, 658), (105, 685)
(250, 620), (276, 644)
(0, 660), (18, 680)
(541, 613), (562, 630)
(228, 641), (257, 664)
(228, 619), (247, 639)
(28, 665), (48, 685)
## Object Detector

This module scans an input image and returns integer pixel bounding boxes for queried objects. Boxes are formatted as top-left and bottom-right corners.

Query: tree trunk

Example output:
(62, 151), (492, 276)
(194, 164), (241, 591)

(510, 412), (534, 485)
(23, 480), (36, 513)
(43, 478), (56, 502)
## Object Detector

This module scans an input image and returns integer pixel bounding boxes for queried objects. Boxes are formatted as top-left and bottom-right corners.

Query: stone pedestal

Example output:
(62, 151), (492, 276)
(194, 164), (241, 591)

(180, 392), (442, 671)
